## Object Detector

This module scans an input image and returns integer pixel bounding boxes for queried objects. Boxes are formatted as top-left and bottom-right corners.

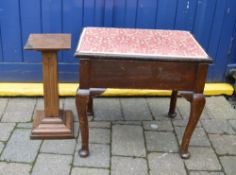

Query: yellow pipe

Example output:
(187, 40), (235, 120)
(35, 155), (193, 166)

(0, 83), (233, 96)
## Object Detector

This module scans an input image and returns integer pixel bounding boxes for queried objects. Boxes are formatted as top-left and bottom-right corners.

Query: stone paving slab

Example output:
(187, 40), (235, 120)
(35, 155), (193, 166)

(31, 154), (72, 175)
(0, 162), (31, 175)
(40, 139), (76, 155)
(94, 98), (123, 121)
(175, 127), (211, 146)
(220, 156), (236, 175)
(184, 147), (221, 171)
(112, 125), (146, 157)
(148, 153), (187, 175)
(0, 142), (4, 154)
(0, 123), (15, 141)
(79, 128), (110, 144)
(120, 98), (152, 120)
(111, 156), (148, 175)
(1, 98), (36, 122)
(143, 120), (173, 131)
(206, 96), (236, 119)
(229, 120), (236, 131)
(201, 119), (235, 134)
(147, 98), (181, 120)
(64, 98), (78, 122)
(177, 98), (210, 120)
(0, 96), (235, 175)
(88, 121), (111, 128)
(0, 98), (8, 120)
(71, 167), (109, 175)
(189, 172), (225, 175)
(172, 119), (202, 127)
(74, 143), (110, 168)
(1, 129), (41, 163)
(145, 131), (178, 152)
(209, 134), (236, 155)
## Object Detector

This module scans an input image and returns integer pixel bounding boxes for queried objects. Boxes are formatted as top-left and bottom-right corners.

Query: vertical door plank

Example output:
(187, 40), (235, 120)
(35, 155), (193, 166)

(156, 0), (178, 29)
(20, 0), (41, 63)
(63, 0), (83, 62)
(113, 0), (126, 27)
(0, 0), (23, 62)
(175, 0), (198, 31)
(136, 0), (158, 28)
(125, 0), (138, 28)
(104, 0), (114, 26)
(192, 0), (217, 49)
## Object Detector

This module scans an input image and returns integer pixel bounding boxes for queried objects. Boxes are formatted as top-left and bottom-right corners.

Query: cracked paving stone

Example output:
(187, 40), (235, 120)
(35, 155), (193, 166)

(1, 98), (36, 122)
(220, 156), (236, 175)
(148, 153), (187, 175)
(209, 134), (236, 155)
(111, 156), (148, 175)
(0, 162), (31, 175)
(120, 98), (152, 120)
(175, 127), (210, 146)
(0, 123), (15, 141)
(201, 119), (235, 134)
(79, 128), (110, 144)
(1, 129), (41, 163)
(184, 147), (221, 171)
(112, 121), (142, 125)
(112, 125), (146, 157)
(145, 131), (178, 152)
(74, 143), (110, 168)
(147, 98), (181, 120)
(229, 120), (236, 131)
(71, 167), (109, 175)
(41, 139), (76, 155)
(94, 98), (123, 121)
(31, 154), (72, 175)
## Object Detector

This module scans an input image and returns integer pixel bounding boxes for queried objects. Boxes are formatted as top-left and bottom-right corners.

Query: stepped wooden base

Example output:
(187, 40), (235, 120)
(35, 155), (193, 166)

(31, 110), (74, 139)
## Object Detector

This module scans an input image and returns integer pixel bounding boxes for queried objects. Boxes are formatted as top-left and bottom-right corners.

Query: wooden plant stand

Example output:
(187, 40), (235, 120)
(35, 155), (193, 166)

(24, 34), (74, 139)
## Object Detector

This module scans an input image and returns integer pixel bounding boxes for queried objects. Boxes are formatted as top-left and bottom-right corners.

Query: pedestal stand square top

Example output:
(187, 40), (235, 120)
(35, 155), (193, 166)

(76, 27), (211, 62)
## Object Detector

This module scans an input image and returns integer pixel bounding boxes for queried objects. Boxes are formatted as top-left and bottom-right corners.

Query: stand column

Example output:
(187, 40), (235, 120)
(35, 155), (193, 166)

(24, 34), (74, 139)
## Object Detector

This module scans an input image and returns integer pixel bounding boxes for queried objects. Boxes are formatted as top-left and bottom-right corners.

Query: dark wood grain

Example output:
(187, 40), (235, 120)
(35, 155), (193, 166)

(25, 34), (74, 139)
(75, 28), (211, 159)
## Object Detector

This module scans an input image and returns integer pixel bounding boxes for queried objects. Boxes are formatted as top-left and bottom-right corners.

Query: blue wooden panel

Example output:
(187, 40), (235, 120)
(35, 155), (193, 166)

(0, 62), (79, 82)
(175, 0), (198, 31)
(84, 0), (95, 26)
(206, 0), (227, 80)
(94, 0), (105, 26)
(104, 0), (114, 26)
(0, 0), (236, 82)
(214, 0), (236, 81)
(113, 0), (126, 27)
(62, 0), (83, 63)
(41, 0), (63, 61)
(192, 0), (217, 49)
(0, 26), (3, 61)
(136, 0), (158, 28)
(20, 0), (41, 63)
(0, 0), (23, 62)
(156, 0), (178, 29)
(125, 0), (138, 27)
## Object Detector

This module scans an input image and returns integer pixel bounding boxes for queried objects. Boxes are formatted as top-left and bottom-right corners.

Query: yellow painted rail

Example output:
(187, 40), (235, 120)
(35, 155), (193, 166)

(0, 83), (233, 97)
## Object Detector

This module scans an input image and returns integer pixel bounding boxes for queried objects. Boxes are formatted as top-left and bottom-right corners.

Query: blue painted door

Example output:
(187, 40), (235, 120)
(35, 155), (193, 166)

(0, 0), (236, 82)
